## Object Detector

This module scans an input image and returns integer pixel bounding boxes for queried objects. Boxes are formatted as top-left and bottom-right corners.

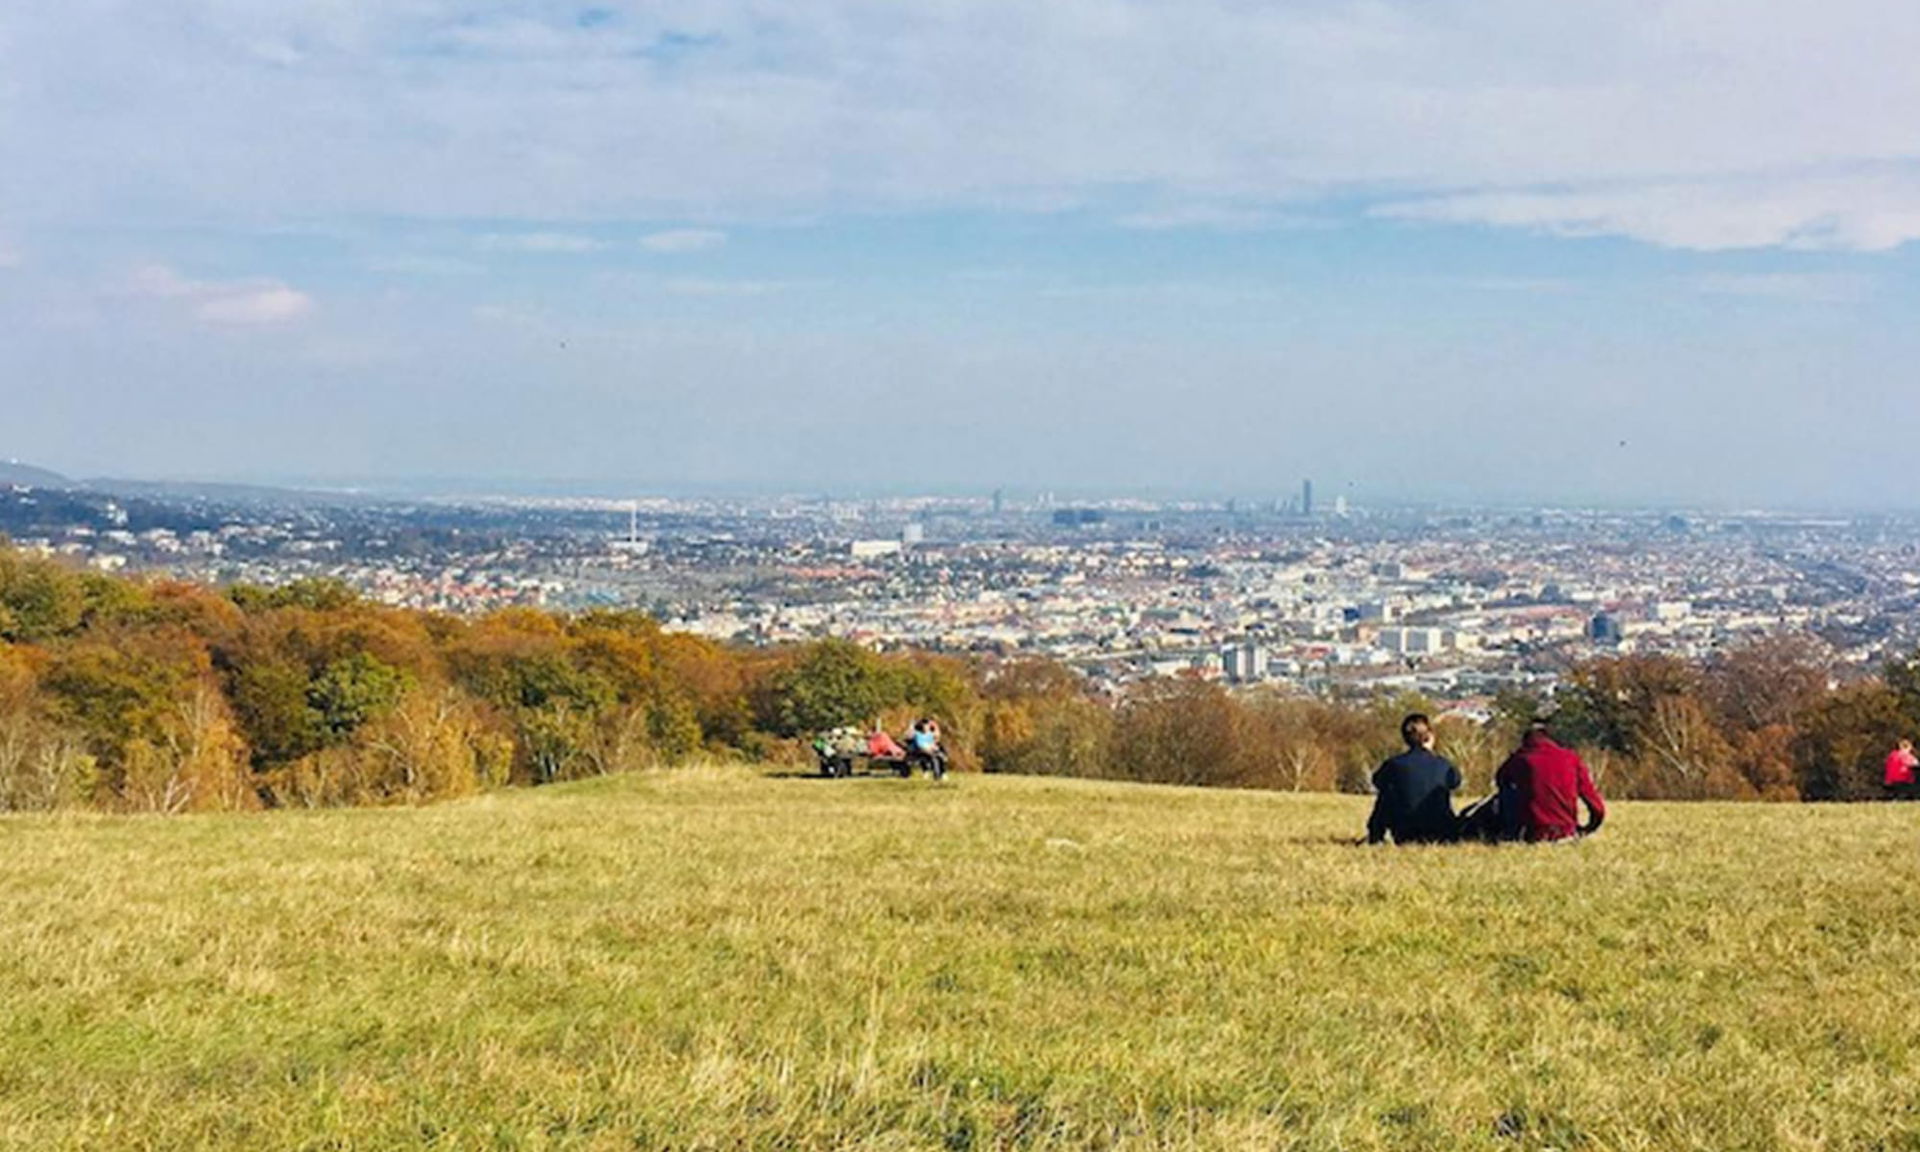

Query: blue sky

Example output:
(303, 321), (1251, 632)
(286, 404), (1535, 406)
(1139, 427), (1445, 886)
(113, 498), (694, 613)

(5, 1), (1920, 507)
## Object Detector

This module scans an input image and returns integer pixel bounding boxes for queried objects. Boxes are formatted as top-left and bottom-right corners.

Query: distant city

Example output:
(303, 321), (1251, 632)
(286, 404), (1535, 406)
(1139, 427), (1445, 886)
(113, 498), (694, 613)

(7, 460), (1917, 715)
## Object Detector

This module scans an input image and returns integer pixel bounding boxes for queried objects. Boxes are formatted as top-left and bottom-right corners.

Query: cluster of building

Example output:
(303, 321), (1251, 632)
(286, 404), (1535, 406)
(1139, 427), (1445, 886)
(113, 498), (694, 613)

(657, 509), (1885, 707)
(9, 476), (1918, 711)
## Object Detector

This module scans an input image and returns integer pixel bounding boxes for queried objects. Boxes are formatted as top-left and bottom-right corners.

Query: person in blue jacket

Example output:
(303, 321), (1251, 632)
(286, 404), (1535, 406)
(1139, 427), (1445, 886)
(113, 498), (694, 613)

(908, 717), (947, 779)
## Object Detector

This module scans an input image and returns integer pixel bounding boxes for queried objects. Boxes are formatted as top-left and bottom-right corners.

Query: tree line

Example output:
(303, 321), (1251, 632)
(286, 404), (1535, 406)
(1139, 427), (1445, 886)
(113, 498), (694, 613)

(0, 545), (1909, 812)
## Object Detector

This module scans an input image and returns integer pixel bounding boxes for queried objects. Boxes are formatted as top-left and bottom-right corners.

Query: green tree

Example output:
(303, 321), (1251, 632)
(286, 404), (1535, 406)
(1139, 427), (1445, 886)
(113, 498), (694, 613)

(230, 659), (325, 768)
(229, 578), (361, 614)
(760, 640), (896, 736)
(0, 550), (85, 642)
(310, 652), (409, 740)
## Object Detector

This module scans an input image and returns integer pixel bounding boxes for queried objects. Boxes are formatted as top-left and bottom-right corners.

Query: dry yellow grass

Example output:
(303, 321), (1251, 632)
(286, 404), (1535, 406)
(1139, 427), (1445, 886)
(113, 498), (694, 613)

(1, 765), (1918, 1150)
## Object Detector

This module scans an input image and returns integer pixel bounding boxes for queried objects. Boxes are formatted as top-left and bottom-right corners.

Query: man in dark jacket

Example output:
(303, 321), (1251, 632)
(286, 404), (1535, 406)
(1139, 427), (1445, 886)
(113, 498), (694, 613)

(1366, 714), (1462, 844)
(1495, 720), (1606, 842)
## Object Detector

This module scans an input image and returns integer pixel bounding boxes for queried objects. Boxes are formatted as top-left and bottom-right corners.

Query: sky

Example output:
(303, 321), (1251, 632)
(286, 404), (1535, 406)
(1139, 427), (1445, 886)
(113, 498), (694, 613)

(4, 0), (1920, 508)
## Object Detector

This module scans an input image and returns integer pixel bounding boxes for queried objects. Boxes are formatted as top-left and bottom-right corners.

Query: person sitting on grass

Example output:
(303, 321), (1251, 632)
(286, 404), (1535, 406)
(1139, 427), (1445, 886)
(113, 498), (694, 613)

(1366, 712), (1463, 845)
(1495, 718), (1606, 842)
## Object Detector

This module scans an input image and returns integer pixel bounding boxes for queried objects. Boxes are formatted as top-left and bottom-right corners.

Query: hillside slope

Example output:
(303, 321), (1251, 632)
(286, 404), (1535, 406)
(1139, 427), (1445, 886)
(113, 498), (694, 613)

(1, 768), (1916, 1150)
(0, 459), (69, 488)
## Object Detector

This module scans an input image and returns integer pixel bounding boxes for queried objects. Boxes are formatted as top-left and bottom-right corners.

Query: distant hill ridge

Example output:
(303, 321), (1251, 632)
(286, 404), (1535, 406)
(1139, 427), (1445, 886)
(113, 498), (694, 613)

(0, 461), (376, 508)
(0, 460), (71, 489)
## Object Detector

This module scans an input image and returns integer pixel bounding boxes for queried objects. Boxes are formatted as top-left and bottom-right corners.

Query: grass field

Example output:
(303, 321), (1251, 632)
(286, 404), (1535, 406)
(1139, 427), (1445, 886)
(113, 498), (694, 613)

(2, 767), (1918, 1150)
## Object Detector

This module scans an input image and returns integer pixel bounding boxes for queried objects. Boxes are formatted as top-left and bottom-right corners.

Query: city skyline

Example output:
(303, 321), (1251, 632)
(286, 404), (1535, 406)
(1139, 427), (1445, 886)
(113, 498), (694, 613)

(7, 2), (1920, 507)
(15, 453), (1920, 521)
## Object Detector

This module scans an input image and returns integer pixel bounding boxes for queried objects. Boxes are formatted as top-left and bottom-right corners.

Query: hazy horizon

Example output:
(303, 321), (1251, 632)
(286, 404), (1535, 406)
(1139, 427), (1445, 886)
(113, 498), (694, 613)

(13, 456), (1915, 519)
(7, 2), (1920, 509)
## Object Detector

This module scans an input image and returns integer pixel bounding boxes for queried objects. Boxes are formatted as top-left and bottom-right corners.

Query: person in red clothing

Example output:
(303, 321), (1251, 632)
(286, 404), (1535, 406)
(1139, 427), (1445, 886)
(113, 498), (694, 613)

(866, 724), (906, 763)
(1884, 739), (1917, 798)
(1495, 719), (1606, 842)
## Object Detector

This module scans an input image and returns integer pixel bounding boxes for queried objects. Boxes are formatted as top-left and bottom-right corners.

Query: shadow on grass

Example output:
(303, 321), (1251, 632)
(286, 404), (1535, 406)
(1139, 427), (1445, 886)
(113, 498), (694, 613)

(760, 770), (936, 782)
(1286, 834), (1519, 850)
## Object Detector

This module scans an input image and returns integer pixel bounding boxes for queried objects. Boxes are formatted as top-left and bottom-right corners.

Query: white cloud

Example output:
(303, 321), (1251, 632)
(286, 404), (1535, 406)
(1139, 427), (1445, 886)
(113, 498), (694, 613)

(640, 228), (727, 253)
(8, 2), (1920, 251)
(195, 284), (314, 324)
(127, 263), (314, 325)
(478, 232), (604, 254)
(0, 238), (20, 268)
(1377, 173), (1920, 252)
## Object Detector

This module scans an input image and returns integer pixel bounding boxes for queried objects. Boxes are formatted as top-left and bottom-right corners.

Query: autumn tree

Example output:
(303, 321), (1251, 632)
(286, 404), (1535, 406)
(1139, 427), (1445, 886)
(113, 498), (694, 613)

(448, 610), (615, 784)
(40, 628), (253, 811)
(1702, 635), (1832, 733)
(978, 660), (1111, 777)
(1110, 678), (1241, 788)
(1794, 680), (1903, 800)
(0, 642), (95, 810)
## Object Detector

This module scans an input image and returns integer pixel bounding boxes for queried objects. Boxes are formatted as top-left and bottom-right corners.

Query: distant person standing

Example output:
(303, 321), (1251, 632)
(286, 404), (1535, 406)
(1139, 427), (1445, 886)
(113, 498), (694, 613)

(1496, 719), (1606, 842)
(1885, 739), (1917, 799)
(1365, 714), (1462, 844)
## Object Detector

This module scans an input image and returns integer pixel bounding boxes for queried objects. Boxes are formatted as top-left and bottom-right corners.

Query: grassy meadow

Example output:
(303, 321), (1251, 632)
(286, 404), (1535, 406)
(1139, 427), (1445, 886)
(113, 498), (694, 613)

(1, 767), (1918, 1150)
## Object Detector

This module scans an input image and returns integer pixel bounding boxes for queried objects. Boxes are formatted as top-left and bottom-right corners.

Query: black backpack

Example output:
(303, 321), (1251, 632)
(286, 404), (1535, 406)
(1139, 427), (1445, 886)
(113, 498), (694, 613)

(1455, 793), (1514, 844)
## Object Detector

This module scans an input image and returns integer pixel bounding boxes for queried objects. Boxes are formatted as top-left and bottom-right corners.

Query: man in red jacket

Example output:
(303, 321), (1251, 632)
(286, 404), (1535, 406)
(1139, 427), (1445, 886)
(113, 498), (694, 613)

(1496, 720), (1606, 842)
